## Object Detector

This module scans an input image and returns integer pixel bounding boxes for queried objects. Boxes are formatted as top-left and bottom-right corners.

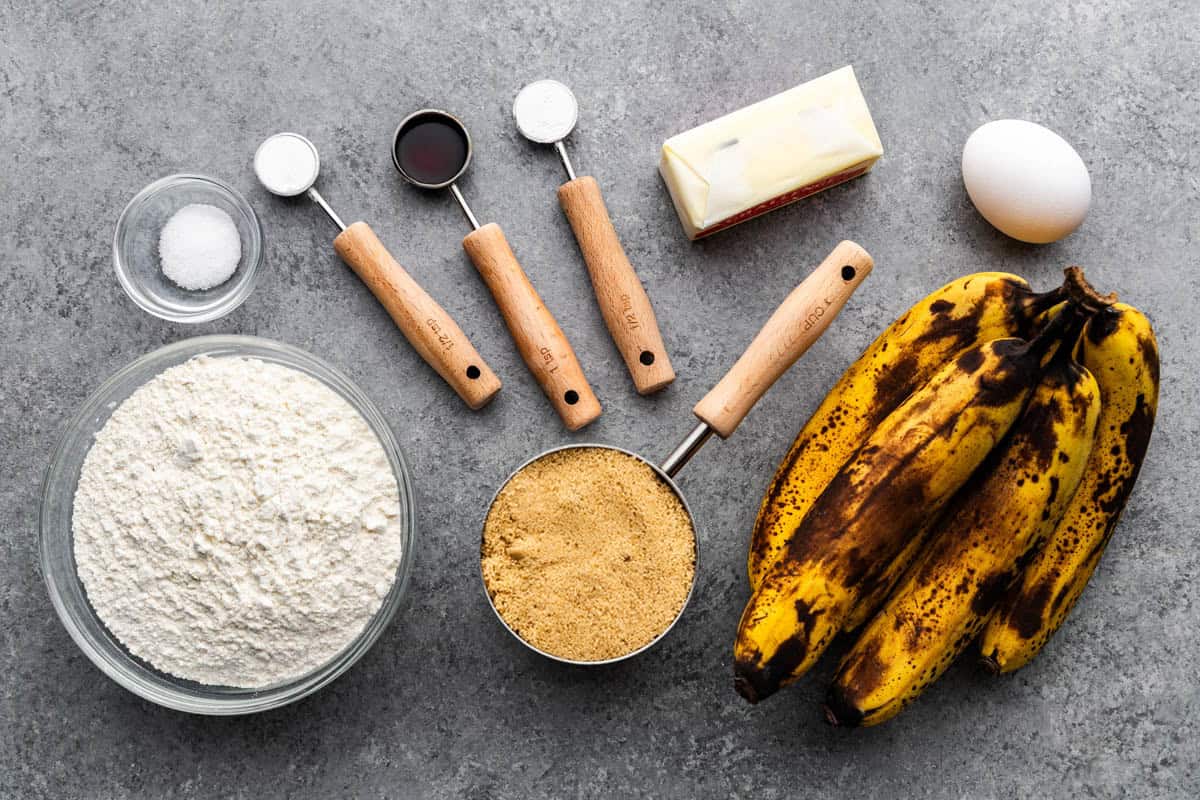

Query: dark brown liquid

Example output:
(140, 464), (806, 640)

(394, 114), (468, 185)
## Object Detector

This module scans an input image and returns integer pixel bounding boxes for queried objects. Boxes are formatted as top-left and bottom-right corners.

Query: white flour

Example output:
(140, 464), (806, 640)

(72, 356), (404, 688)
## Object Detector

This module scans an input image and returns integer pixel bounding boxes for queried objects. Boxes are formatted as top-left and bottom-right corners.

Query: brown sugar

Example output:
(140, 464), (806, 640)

(481, 446), (696, 662)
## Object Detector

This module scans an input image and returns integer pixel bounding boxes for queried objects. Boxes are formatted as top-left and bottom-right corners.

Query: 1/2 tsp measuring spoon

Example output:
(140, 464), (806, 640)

(514, 80), (675, 395)
(253, 132), (501, 410)
(391, 110), (601, 431)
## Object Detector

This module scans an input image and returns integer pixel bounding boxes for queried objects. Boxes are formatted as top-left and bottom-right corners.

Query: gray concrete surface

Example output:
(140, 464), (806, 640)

(3, 1), (1198, 797)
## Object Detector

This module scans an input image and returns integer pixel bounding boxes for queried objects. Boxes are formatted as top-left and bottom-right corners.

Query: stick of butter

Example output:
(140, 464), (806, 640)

(659, 66), (883, 240)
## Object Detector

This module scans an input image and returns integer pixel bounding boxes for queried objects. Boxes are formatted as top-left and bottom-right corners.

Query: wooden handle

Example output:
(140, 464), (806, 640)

(333, 221), (501, 410)
(461, 223), (601, 431)
(693, 241), (873, 438)
(558, 176), (675, 395)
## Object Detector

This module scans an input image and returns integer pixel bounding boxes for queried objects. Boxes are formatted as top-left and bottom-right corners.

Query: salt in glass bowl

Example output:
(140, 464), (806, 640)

(39, 336), (415, 714)
(113, 174), (263, 323)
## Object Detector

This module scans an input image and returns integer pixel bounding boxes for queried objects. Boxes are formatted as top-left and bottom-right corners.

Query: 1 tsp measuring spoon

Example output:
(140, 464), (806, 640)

(254, 132), (501, 410)
(392, 110), (600, 431)
(514, 80), (675, 395)
(482, 241), (873, 664)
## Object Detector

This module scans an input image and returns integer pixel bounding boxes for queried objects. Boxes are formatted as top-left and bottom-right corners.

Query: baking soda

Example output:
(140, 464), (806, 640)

(158, 203), (241, 291)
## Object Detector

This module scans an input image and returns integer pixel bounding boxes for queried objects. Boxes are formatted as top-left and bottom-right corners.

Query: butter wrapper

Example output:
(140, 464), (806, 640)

(659, 65), (883, 240)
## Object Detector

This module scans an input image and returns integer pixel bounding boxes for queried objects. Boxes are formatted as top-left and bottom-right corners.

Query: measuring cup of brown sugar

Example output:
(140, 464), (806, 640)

(480, 241), (874, 665)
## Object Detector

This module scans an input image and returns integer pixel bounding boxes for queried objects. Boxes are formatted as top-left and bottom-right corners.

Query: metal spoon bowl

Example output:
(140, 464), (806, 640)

(254, 132), (320, 196)
(253, 132), (344, 230)
(391, 109), (480, 228)
(513, 79), (579, 144)
(513, 80), (580, 180)
(391, 109), (473, 189)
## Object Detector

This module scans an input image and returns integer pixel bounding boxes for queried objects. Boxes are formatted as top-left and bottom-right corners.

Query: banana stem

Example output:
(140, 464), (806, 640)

(1062, 267), (1117, 312)
(1027, 284), (1069, 317)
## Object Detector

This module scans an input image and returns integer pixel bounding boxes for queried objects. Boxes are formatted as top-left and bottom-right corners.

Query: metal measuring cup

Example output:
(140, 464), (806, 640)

(253, 132), (501, 409)
(513, 80), (675, 395)
(481, 241), (875, 664)
(391, 110), (601, 431)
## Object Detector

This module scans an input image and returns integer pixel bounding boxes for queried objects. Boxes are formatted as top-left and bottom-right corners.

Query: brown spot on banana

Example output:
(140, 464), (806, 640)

(747, 274), (1066, 592)
(829, 350), (1101, 725)
(735, 334), (1052, 704)
(979, 303), (1159, 673)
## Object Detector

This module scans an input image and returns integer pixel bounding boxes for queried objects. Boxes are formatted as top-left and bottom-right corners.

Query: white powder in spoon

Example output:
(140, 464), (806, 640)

(72, 356), (404, 688)
(158, 203), (241, 290)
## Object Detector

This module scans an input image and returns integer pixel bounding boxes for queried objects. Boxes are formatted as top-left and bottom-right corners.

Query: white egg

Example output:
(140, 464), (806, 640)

(961, 120), (1091, 244)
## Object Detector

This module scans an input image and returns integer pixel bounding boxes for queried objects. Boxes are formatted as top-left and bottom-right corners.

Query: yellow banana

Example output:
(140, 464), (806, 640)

(842, 297), (1071, 634)
(841, 516), (936, 632)
(733, 318), (1070, 704)
(826, 341), (1101, 727)
(980, 303), (1159, 672)
(749, 273), (1065, 590)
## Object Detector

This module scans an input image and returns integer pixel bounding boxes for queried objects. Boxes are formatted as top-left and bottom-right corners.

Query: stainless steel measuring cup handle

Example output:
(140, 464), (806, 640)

(662, 241), (875, 474)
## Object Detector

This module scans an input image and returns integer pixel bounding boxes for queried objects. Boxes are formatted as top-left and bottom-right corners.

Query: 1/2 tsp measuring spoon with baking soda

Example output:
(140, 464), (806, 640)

(253, 132), (501, 410)
(514, 80), (675, 395)
(391, 110), (601, 431)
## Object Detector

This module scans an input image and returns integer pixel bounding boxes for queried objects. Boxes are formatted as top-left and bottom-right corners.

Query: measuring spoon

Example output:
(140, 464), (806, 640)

(391, 110), (600, 431)
(514, 80), (675, 395)
(482, 241), (873, 664)
(253, 132), (501, 410)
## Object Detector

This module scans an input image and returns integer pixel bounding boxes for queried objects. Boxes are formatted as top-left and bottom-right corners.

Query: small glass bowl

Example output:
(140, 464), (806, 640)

(39, 336), (415, 715)
(113, 175), (263, 323)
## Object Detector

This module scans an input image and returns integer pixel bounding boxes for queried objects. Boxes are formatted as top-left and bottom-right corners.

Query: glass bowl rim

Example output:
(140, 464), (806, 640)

(39, 334), (416, 715)
(112, 174), (264, 324)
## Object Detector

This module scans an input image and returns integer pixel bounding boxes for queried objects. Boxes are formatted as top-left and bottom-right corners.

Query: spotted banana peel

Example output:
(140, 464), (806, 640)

(732, 310), (1081, 704)
(980, 303), (1159, 672)
(748, 273), (1065, 593)
(826, 330), (1102, 727)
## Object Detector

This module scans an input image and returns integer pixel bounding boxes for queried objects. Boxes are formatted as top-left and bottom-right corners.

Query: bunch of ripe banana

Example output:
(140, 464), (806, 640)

(733, 267), (1159, 727)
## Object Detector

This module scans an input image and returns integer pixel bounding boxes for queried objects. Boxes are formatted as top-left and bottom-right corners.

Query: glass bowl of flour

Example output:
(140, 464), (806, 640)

(40, 336), (415, 714)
